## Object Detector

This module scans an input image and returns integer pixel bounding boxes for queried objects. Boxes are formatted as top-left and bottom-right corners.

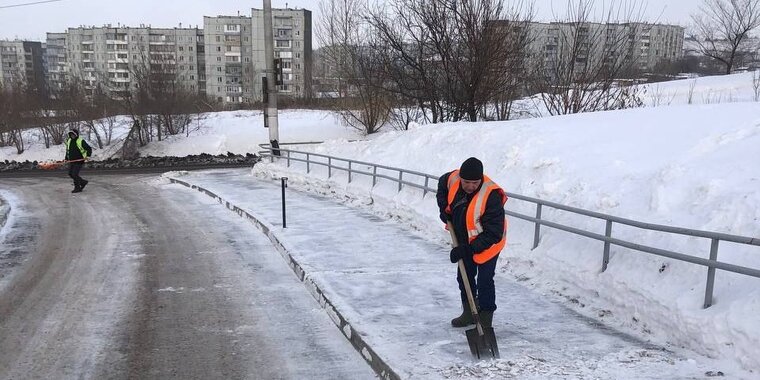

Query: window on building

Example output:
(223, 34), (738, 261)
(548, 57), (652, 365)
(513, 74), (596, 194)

(217, 57), (222, 61)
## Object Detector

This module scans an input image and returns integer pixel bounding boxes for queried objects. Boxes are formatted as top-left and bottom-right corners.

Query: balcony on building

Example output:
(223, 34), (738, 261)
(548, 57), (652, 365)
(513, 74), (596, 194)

(224, 24), (241, 34)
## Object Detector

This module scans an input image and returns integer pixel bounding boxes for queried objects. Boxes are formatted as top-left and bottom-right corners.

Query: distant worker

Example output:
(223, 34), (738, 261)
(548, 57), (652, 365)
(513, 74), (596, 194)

(437, 157), (507, 329)
(64, 129), (92, 193)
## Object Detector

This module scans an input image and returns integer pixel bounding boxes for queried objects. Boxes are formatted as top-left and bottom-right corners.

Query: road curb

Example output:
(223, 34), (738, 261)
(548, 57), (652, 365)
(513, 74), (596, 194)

(169, 177), (401, 380)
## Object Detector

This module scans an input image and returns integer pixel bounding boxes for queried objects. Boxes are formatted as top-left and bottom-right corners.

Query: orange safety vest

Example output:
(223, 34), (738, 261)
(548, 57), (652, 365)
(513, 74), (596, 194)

(446, 170), (508, 264)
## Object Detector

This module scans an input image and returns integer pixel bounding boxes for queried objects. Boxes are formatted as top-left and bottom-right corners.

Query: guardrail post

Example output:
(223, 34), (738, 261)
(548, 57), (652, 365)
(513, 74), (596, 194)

(398, 171), (403, 192)
(372, 166), (377, 187)
(328, 157), (332, 178)
(423, 177), (429, 197)
(281, 177), (288, 228)
(348, 161), (352, 183)
(703, 239), (720, 308)
(306, 153), (310, 174)
(602, 220), (613, 272)
(286, 150), (291, 167)
(532, 203), (542, 250)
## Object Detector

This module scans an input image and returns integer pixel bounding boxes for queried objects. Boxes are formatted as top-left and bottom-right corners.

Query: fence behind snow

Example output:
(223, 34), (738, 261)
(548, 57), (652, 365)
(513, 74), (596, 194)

(258, 145), (760, 309)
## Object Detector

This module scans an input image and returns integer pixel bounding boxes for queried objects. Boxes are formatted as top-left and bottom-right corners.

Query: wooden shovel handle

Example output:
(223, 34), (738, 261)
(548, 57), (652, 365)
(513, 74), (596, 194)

(447, 221), (485, 337)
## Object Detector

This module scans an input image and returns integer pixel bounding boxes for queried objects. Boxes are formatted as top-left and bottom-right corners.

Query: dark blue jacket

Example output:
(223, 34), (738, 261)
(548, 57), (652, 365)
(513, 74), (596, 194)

(436, 171), (505, 255)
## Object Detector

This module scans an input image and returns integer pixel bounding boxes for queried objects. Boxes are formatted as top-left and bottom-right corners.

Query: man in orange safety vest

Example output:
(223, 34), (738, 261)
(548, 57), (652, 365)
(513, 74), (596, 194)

(437, 157), (507, 328)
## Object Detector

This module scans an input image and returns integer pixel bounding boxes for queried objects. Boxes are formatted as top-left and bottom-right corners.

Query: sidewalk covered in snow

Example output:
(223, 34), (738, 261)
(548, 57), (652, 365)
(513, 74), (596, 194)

(167, 169), (739, 379)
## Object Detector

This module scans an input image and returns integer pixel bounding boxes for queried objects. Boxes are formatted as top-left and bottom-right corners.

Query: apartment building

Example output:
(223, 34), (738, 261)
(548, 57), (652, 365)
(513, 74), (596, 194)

(203, 15), (254, 103)
(45, 32), (68, 95)
(64, 25), (204, 97)
(33, 7), (312, 104)
(0, 40), (45, 92)
(204, 7), (312, 104)
(251, 7), (312, 100)
(528, 21), (684, 74)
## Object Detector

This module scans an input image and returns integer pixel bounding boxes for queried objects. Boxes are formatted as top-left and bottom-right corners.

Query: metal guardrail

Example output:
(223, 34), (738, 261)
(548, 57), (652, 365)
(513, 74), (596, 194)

(259, 145), (760, 308)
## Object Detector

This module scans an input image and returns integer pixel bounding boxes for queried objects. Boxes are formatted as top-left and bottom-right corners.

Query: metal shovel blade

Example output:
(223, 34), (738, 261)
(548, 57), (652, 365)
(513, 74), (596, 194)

(465, 326), (500, 359)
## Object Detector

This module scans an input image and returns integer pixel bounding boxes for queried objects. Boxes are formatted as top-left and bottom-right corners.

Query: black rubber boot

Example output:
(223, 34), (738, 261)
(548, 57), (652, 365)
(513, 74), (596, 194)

(451, 303), (475, 327)
(479, 310), (494, 328)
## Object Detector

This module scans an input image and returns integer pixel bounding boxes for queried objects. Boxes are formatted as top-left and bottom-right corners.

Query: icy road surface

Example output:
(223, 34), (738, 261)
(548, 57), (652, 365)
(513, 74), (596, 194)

(0, 176), (375, 379)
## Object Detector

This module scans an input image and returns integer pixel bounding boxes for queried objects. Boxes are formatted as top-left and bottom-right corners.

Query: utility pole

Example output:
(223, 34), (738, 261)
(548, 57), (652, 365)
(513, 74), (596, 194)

(263, 0), (280, 155)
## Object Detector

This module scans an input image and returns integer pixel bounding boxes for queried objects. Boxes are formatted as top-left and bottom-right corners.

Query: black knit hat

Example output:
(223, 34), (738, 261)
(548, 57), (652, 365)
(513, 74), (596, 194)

(459, 157), (483, 180)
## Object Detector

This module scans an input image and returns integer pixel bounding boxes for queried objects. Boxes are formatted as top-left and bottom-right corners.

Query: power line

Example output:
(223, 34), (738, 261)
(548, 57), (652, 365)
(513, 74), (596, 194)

(0, 0), (63, 9)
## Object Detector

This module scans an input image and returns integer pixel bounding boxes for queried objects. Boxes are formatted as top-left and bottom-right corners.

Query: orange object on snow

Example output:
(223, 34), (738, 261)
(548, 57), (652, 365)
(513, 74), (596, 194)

(37, 158), (86, 170)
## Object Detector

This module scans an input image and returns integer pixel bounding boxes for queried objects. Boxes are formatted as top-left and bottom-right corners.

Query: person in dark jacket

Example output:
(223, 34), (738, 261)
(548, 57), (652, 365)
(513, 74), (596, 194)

(64, 129), (92, 193)
(437, 157), (507, 328)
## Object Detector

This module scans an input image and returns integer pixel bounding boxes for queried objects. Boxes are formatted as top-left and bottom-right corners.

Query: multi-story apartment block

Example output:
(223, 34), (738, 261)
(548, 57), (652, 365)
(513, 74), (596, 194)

(204, 8), (312, 104)
(0, 40), (45, 92)
(204, 15), (254, 104)
(528, 21), (684, 75)
(251, 7), (312, 100)
(45, 32), (68, 95)
(31, 7), (312, 104)
(65, 25), (204, 97)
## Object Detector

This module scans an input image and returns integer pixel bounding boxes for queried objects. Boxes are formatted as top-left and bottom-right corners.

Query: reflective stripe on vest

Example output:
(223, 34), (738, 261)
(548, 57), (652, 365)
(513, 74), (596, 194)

(66, 137), (88, 159)
(446, 170), (508, 264)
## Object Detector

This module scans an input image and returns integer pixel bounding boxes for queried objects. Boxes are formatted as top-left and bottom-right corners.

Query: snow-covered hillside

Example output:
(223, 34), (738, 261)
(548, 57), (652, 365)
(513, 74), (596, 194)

(0, 109), (360, 163)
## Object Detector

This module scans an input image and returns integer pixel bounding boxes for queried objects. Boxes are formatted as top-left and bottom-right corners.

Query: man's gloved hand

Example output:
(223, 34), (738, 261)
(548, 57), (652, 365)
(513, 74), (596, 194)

(439, 211), (451, 224)
(450, 244), (473, 263)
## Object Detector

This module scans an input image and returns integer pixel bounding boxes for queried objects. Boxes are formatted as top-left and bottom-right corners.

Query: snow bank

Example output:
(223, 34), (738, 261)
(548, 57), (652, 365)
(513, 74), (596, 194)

(0, 109), (359, 163)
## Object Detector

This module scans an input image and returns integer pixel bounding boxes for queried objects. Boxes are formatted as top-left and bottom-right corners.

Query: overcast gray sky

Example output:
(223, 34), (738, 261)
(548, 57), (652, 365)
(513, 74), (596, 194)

(0, 0), (701, 42)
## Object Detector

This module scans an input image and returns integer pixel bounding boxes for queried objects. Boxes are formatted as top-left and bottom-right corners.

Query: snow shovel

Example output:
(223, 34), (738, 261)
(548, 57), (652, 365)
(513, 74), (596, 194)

(447, 221), (500, 359)
(38, 158), (86, 170)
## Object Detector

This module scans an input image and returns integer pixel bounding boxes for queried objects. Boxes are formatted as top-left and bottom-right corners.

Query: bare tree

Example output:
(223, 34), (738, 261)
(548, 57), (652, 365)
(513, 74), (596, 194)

(117, 47), (210, 151)
(0, 77), (35, 154)
(529, 0), (647, 115)
(316, 0), (391, 134)
(316, 0), (362, 98)
(365, 0), (534, 123)
(691, 0), (760, 74)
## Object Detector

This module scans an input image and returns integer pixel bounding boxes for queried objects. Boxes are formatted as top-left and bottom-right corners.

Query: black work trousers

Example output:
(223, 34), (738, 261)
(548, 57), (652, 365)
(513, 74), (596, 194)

(68, 162), (85, 187)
